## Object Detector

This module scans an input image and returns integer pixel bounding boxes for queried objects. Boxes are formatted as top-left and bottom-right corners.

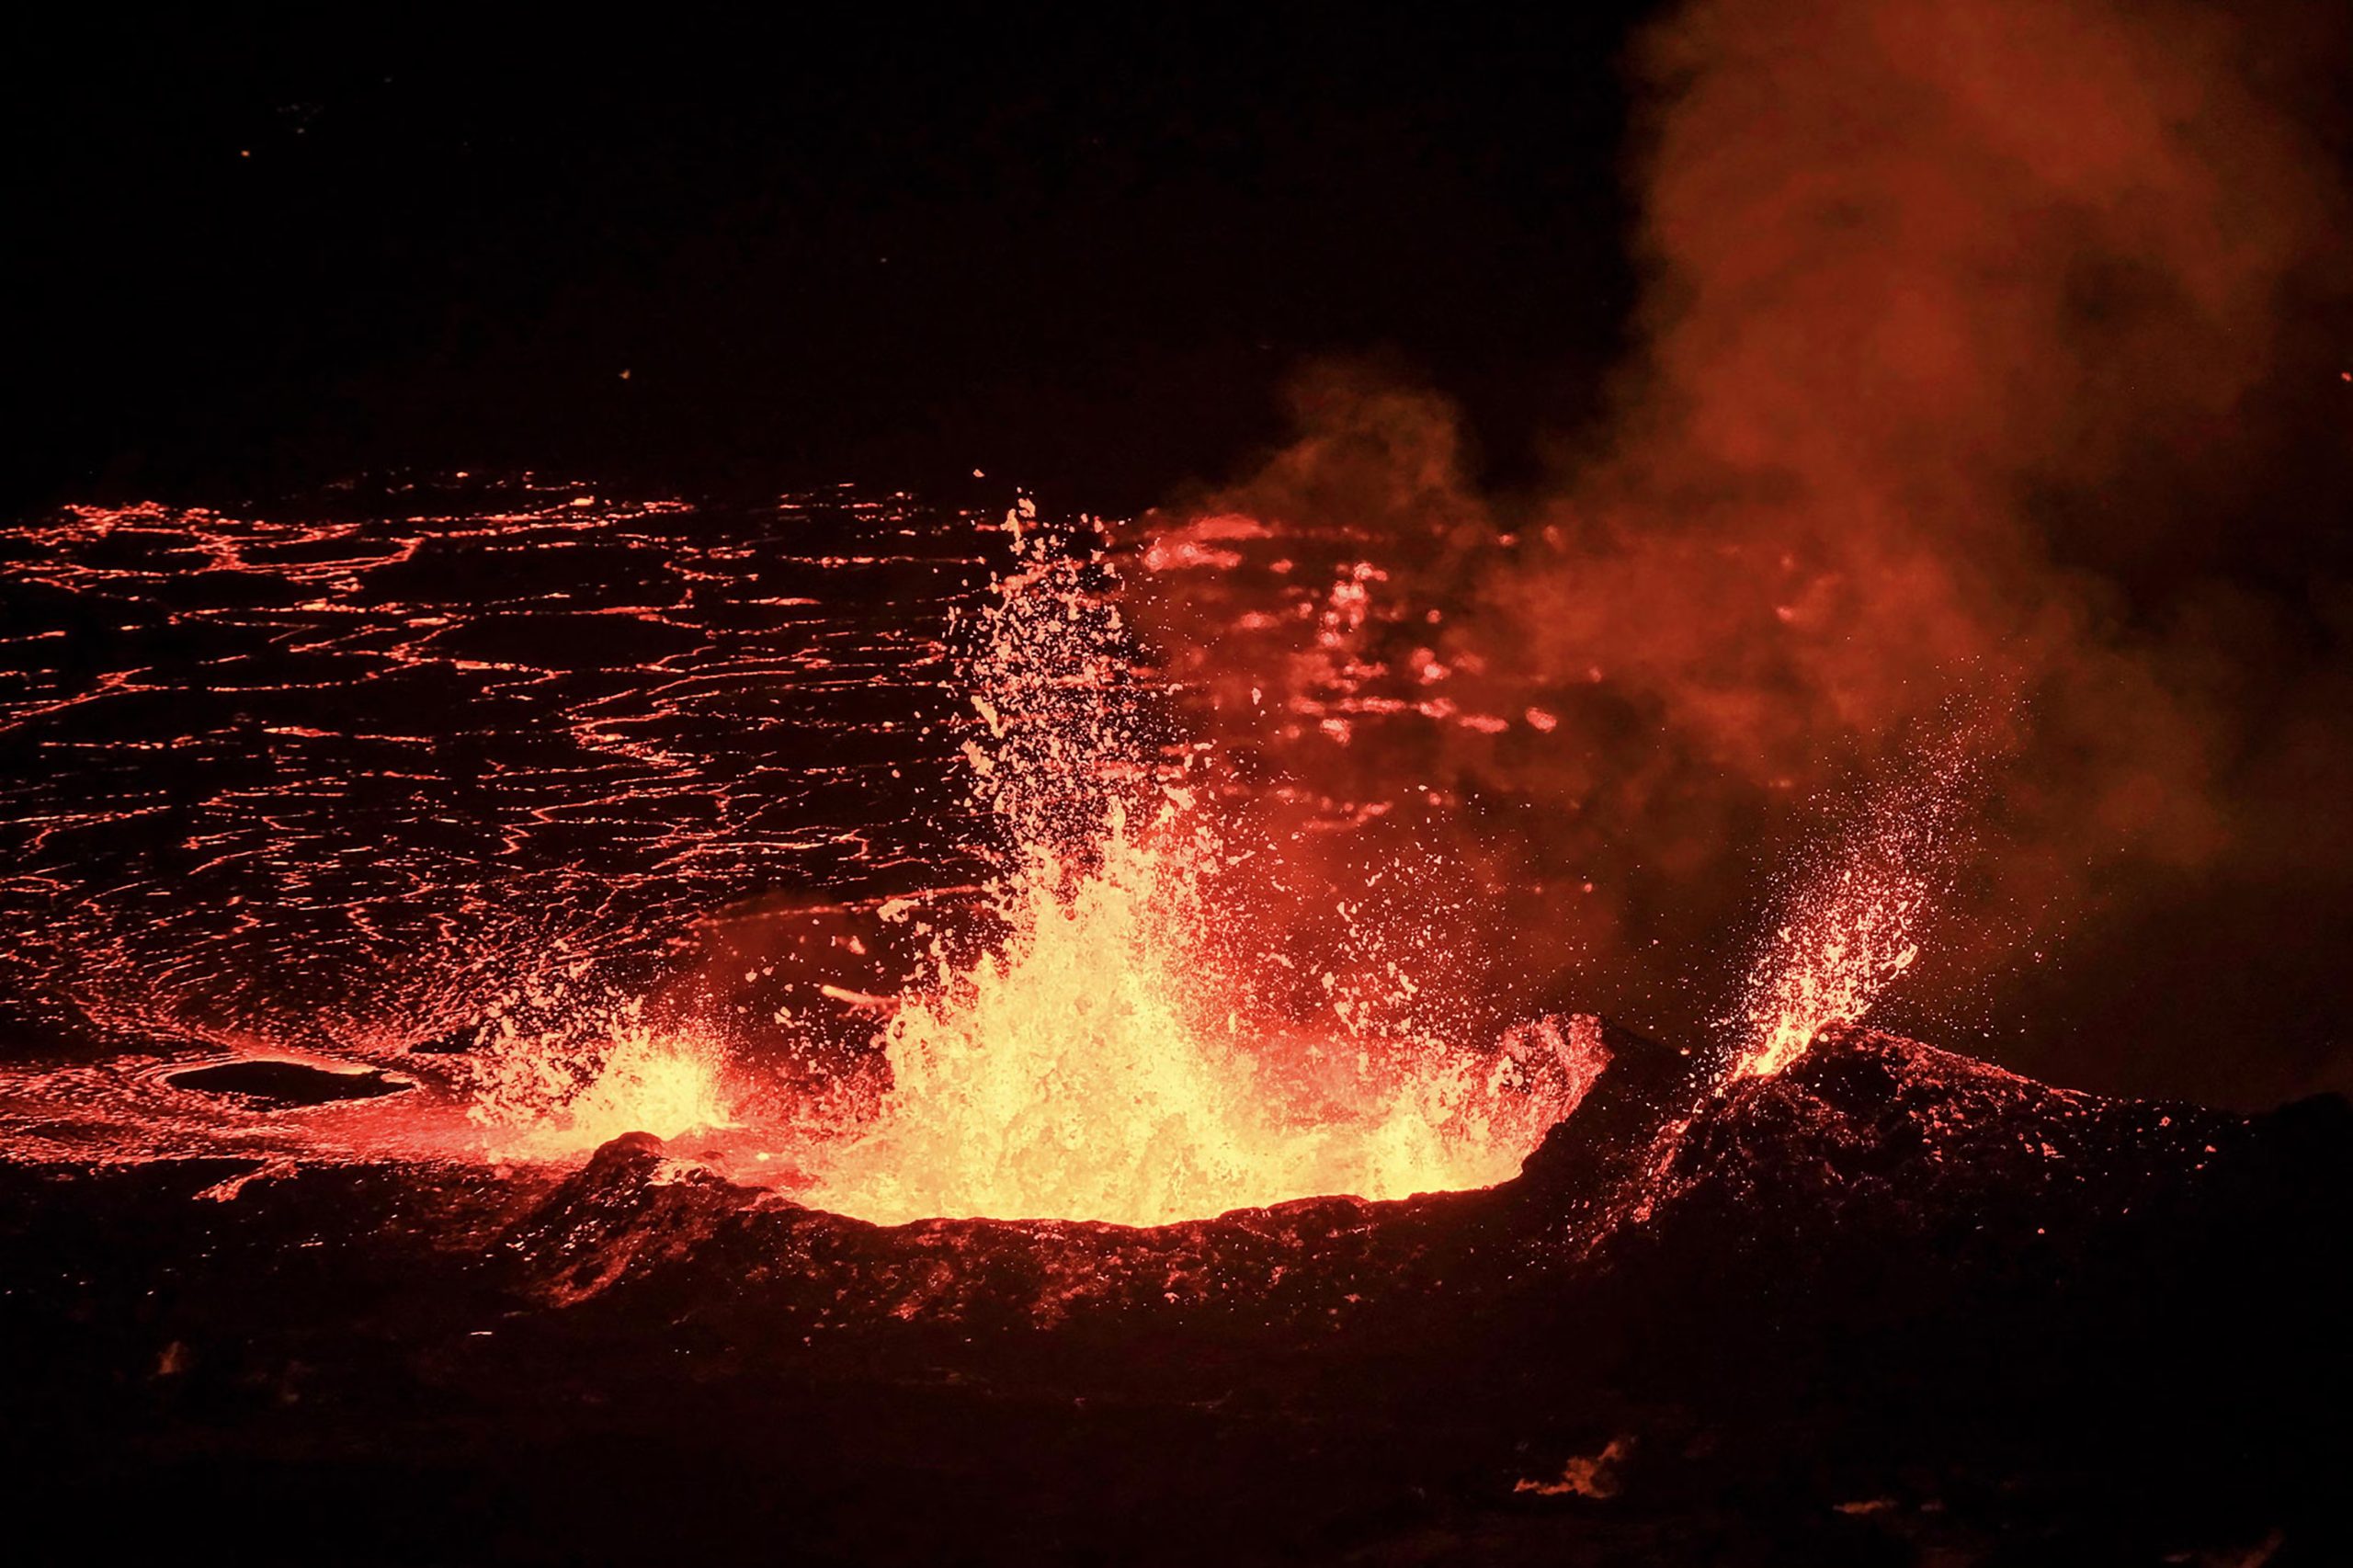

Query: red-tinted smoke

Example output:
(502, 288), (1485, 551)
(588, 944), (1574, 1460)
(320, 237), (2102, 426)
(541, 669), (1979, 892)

(1136, 0), (2353, 1103)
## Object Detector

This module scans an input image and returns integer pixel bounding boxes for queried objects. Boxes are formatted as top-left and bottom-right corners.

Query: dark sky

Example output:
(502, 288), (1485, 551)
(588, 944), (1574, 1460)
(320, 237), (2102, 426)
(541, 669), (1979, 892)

(9, 6), (1645, 513)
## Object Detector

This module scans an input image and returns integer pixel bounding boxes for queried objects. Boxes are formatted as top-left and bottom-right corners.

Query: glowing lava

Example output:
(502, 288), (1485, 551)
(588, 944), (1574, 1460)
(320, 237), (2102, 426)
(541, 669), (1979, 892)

(799, 806), (1580, 1224)
(0, 487), (1586, 1197)
(796, 509), (1586, 1224)
(1733, 861), (1927, 1080)
(465, 1006), (737, 1158)
(1731, 744), (1976, 1080)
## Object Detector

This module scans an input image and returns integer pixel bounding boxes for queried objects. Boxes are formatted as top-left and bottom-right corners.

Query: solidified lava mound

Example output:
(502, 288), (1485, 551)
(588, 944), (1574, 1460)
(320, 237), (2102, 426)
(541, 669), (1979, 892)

(5, 1023), (2347, 1565)
(165, 1059), (414, 1107)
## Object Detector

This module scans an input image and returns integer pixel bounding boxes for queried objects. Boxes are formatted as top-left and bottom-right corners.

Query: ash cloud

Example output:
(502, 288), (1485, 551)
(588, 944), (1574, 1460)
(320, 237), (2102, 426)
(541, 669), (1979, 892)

(1137, 0), (2353, 1104)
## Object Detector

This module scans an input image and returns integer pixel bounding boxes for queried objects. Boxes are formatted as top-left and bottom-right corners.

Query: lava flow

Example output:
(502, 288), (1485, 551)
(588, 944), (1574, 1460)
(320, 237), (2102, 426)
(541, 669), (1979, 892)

(0, 487), (1595, 1221)
(458, 500), (1938, 1220)
(0, 483), (1940, 1220)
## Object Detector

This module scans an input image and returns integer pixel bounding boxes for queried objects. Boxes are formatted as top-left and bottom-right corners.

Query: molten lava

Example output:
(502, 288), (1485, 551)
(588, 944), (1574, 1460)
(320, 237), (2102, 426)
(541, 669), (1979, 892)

(1733, 861), (1924, 1080)
(0, 489), (1588, 1204)
(466, 1006), (736, 1158)
(10, 485), (1947, 1213)
(1731, 744), (1975, 1080)
(800, 806), (1578, 1225)
(796, 511), (1586, 1224)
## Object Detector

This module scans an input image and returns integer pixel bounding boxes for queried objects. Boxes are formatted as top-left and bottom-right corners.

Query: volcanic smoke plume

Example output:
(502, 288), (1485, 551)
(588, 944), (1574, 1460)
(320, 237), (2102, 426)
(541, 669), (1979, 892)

(1138, 0), (2353, 1100)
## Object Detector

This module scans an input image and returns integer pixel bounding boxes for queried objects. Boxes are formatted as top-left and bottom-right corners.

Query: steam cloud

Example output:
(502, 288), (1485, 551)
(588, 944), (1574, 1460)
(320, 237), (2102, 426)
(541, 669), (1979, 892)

(1137, 0), (2353, 1103)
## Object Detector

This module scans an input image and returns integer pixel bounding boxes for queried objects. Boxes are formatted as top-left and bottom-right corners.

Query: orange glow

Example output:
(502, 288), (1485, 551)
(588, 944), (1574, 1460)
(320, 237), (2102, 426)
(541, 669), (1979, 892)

(796, 516), (1586, 1225)
(1733, 861), (1925, 1079)
(1731, 748), (1971, 1079)
(800, 806), (1587, 1225)
(0, 494), (1586, 1207)
(466, 1006), (736, 1157)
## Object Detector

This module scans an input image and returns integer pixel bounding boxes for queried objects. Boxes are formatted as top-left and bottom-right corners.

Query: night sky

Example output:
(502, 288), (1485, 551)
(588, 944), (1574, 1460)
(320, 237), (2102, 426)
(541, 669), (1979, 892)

(10, 6), (1643, 513)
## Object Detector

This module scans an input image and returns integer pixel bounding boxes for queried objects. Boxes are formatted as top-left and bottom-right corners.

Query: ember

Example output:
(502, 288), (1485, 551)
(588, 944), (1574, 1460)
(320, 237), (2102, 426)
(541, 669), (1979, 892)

(1732, 739), (1977, 1080)
(467, 1007), (737, 1157)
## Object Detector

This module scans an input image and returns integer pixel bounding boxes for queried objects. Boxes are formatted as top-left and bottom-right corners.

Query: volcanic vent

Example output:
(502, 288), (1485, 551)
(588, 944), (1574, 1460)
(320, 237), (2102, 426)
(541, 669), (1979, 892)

(767, 508), (1597, 1225)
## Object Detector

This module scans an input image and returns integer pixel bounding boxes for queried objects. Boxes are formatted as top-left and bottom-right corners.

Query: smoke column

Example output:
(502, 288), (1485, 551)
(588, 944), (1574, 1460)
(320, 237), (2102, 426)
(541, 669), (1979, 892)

(1136, 0), (2353, 1103)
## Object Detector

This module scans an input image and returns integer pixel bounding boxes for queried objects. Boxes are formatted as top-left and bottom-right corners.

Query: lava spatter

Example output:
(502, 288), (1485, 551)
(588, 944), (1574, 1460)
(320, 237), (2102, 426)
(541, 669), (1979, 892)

(795, 509), (1586, 1224)
(461, 994), (738, 1158)
(1731, 736), (1982, 1081)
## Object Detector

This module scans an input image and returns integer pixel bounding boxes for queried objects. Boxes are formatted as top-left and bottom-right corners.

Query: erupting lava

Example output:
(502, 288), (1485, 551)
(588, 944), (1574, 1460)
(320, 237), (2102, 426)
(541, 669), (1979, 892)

(1731, 745), (1975, 1080)
(798, 510), (1588, 1224)
(465, 1005), (736, 1157)
(799, 805), (1583, 1224)
(0, 489), (1589, 1208)
(1733, 863), (1927, 1080)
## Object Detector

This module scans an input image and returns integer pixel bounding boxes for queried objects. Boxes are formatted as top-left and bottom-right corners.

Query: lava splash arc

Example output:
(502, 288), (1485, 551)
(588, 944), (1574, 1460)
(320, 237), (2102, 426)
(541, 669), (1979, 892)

(790, 512), (1594, 1225)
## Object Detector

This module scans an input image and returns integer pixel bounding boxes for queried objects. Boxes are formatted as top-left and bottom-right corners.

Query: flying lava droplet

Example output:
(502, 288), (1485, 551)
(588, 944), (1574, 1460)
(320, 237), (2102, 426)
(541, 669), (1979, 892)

(1730, 734), (1981, 1081)
(795, 517), (1587, 1224)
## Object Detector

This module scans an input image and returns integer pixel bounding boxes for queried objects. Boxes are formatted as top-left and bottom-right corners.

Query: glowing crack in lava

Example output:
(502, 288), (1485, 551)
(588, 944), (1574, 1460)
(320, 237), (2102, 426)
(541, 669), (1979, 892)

(796, 507), (1590, 1224)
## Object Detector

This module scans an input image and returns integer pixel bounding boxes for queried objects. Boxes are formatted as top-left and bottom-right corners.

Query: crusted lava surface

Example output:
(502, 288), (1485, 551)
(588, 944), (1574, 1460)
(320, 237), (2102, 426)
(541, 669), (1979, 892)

(5, 1023), (2346, 1565)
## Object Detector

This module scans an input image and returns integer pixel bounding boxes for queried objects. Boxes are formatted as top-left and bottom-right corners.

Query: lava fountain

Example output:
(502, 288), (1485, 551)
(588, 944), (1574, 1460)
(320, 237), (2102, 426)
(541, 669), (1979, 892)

(465, 999), (737, 1158)
(1731, 737), (1980, 1081)
(795, 506), (1592, 1224)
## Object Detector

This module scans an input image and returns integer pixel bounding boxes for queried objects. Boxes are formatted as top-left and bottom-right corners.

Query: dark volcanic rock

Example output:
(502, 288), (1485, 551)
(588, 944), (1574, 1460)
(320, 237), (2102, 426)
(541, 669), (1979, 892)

(481, 1023), (2349, 1359)
(486, 1015), (1700, 1346)
(164, 1058), (413, 1106)
(6, 1023), (2348, 1565)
